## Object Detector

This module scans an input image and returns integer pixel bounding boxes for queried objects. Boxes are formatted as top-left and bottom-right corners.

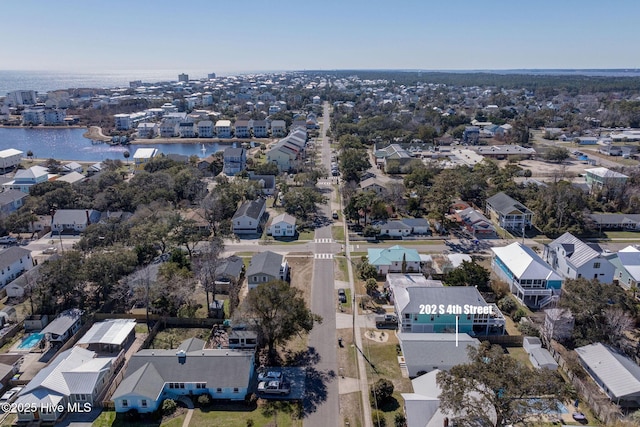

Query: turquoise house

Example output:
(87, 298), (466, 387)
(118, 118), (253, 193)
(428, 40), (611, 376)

(368, 245), (421, 276)
(390, 286), (505, 335)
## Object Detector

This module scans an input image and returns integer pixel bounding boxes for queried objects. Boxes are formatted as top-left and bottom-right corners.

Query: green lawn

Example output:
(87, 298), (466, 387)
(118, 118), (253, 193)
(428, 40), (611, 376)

(297, 230), (315, 240)
(91, 411), (185, 427)
(335, 256), (349, 282)
(189, 405), (302, 427)
(602, 230), (640, 239)
(151, 328), (211, 349)
(332, 225), (345, 242)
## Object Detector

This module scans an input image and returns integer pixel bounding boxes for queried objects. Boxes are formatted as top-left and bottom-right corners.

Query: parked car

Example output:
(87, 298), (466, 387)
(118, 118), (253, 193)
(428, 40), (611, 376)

(258, 371), (283, 382)
(338, 288), (347, 304)
(0, 386), (23, 407)
(42, 247), (58, 254)
(258, 380), (290, 395)
(0, 236), (17, 245)
(375, 314), (398, 329)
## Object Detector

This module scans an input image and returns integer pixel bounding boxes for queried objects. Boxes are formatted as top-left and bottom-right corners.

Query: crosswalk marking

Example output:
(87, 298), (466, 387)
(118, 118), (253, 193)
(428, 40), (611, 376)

(314, 253), (334, 259)
(314, 238), (334, 243)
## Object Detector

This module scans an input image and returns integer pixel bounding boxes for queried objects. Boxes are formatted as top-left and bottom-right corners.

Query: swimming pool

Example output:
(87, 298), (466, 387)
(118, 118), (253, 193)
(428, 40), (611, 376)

(17, 332), (44, 350)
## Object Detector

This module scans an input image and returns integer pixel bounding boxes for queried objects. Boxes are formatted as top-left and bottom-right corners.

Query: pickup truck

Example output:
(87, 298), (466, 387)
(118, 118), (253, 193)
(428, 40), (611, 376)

(375, 314), (398, 329)
(257, 380), (290, 395)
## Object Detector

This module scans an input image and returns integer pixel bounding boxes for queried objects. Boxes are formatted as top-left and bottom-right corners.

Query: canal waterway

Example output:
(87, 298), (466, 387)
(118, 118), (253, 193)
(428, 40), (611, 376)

(0, 128), (236, 162)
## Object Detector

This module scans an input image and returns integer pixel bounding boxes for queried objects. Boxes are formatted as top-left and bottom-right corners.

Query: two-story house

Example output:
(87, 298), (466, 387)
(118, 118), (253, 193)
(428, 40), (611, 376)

(491, 242), (563, 308)
(246, 251), (289, 290)
(585, 167), (628, 195)
(223, 147), (247, 176)
(232, 198), (266, 235)
(608, 245), (640, 290)
(267, 213), (297, 237)
(133, 148), (158, 171)
(2, 165), (49, 193)
(0, 247), (33, 288)
(543, 232), (615, 282)
(486, 192), (534, 231)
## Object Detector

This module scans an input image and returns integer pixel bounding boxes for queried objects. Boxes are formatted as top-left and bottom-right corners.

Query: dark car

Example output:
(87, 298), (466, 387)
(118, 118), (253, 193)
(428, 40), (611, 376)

(338, 288), (347, 304)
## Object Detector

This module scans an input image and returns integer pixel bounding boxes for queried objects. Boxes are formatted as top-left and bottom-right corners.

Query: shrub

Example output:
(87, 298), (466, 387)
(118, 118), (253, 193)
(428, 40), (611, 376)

(511, 308), (527, 323)
(497, 296), (517, 314)
(371, 409), (387, 427)
(365, 278), (378, 295)
(491, 280), (510, 299)
(246, 419), (255, 427)
(370, 378), (394, 407)
(197, 394), (211, 406)
(517, 321), (540, 337)
(394, 412), (407, 427)
(162, 399), (177, 415)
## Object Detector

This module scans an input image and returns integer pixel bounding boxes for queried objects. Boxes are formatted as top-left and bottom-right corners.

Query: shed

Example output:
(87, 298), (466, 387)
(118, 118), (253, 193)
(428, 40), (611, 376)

(0, 306), (17, 323)
(523, 336), (542, 353)
(529, 347), (558, 370)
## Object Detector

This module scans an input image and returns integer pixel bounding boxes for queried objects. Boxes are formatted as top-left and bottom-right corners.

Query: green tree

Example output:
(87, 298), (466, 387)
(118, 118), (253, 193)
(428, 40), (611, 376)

(339, 148), (370, 182)
(365, 278), (378, 295)
(358, 259), (378, 281)
(281, 187), (326, 220)
(437, 342), (569, 427)
(443, 260), (491, 290)
(243, 280), (322, 360)
(544, 146), (570, 163)
(370, 378), (394, 407)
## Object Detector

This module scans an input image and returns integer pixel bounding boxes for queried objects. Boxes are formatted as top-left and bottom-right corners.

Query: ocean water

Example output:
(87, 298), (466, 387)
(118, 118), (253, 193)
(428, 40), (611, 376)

(0, 69), (224, 95)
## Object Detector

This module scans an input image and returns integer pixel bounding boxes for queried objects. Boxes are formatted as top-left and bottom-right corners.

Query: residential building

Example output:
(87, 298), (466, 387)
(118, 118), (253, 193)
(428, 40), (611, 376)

(234, 119), (250, 138)
(214, 256), (244, 293)
(223, 147), (246, 175)
(248, 174), (276, 195)
(544, 308), (574, 342)
(0, 354), (23, 392)
(227, 331), (258, 350)
(113, 339), (254, 413)
(178, 73), (189, 82)
(4, 90), (37, 107)
(2, 165), (49, 193)
(398, 333), (479, 377)
(267, 213), (297, 237)
(576, 343), (640, 407)
(252, 120), (268, 138)
(76, 318), (136, 354)
(137, 122), (157, 139)
(390, 285), (505, 335)
(359, 177), (387, 195)
(474, 145), (535, 160)
(543, 232), (615, 282)
(609, 245), (640, 290)
(522, 336), (558, 370)
(377, 220), (412, 238)
(178, 122), (196, 138)
(266, 139), (301, 172)
(0, 149), (23, 172)
(585, 167), (628, 194)
(401, 218), (431, 235)
(374, 144), (413, 171)
(197, 120), (213, 138)
(491, 242), (563, 308)
(215, 120), (232, 138)
(401, 370), (454, 427)
(0, 247), (33, 288)
(246, 251), (289, 290)
(40, 308), (84, 345)
(463, 126), (480, 144)
(62, 161), (83, 173)
(0, 189), (27, 215)
(133, 147), (158, 170)
(114, 113), (132, 130)
(456, 207), (497, 237)
(14, 346), (118, 423)
(589, 213), (640, 231)
(51, 209), (101, 234)
(232, 198), (266, 235)
(270, 120), (286, 137)
(485, 192), (534, 231)
(367, 245), (421, 276)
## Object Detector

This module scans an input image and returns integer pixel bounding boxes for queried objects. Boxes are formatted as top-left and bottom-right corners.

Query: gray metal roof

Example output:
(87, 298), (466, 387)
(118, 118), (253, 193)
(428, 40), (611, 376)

(0, 246), (31, 270)
(0, 189), (27, 205)
(548, 232), (603, 268)
(41, 309), (83, 336)
(246, 251), (283, 279)
(400, 286), (489, 314)
(576, 343), (640, 399)
(77, 319), (135, 346)
(486, 192), (532, 215)
(215, 255), (244, 280)
(177, 337), (206, 352)
(398, 333), (479, 371)
(113, 341), (254, 400)
(232, 198), (265, 221)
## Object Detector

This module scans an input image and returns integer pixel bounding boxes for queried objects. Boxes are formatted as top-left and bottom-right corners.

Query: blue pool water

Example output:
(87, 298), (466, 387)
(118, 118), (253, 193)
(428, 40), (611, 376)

(17, 332), (44, 350)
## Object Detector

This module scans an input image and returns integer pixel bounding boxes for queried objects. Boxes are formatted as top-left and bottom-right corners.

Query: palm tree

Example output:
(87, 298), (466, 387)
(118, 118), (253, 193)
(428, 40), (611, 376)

(123, 150), (130, 164)
(26, 150), (33, 162)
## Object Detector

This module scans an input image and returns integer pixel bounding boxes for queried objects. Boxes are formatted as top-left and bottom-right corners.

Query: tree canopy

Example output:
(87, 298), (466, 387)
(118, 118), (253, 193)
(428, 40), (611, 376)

(437, 342), (570, 427)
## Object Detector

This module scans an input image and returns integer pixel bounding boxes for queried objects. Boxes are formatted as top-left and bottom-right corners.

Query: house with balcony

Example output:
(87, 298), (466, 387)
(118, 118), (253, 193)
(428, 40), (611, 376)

(246, 251), (289, 290)
(455, 207), (497, 238)
(178, 122), (196, 138)
(491, 242), (563, 308)
(266, 139), (301, 172)
(252, 120), (268, 138)
(234, 119), (250, 138)
(136, 122), (157, 139)
(0, 189), (27, 215)
(368, 245), (421, 276)
(390, 285), (505, 335)
(0, 149), (23, 172)
(215, 120), (232, 138)
(223, 147), (246, 176)
(112, 338), (255, 414)
(2, 165), (49, 193)
(0, 247), (33, 288)
(585, 167), (628, 195)
(114, 113), (132, 130)
(197, 120), (213, 138)
(543, 232), (615, 282)
(270, 120), (286, 137)
(398, 333), (480, 377)
(485, 192), (533, 231)
(133, 148), (158, 171)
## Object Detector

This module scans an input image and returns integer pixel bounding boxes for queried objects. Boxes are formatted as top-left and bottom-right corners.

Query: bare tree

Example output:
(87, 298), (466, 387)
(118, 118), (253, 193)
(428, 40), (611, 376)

(604, 307), (634, 346)
(193, 237), (225, 314)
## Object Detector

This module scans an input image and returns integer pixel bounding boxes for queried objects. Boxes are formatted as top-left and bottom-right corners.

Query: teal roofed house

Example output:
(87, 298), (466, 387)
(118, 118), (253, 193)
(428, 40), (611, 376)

(368, 245), (421, 275)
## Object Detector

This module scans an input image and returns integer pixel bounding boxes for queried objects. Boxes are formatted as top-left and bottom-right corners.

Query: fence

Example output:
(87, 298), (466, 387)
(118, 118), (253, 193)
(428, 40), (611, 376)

(477, 335), (524, 347)
(93, 312), (224, 327)
(0, 321), (23, 348)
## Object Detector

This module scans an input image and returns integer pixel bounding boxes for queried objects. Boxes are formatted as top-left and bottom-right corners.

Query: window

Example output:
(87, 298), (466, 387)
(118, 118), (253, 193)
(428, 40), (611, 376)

(180, 383), (185, 389)
(593, 262), (601, 269)
(216, 388), (222, 393)
(122, 399), (128, 407)
(233, 388), (239, 393)
(141, 400), (147, 408)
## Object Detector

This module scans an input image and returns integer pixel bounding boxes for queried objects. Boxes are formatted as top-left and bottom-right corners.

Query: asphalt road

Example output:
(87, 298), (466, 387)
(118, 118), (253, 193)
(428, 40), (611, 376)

(304, 102), (340, 427)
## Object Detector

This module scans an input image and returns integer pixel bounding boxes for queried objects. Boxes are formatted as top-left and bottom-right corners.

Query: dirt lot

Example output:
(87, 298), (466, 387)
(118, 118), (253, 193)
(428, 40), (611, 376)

(288, 254), (314, 304)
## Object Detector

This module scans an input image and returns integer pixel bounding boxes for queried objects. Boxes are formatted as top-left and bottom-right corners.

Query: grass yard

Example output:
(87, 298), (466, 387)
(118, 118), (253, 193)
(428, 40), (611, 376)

(151, 328), (211, 349)
(297, 229), (315, 241)
(335, 256), (349, 282)
(91, 410), (186, 427)
(189, 403), (302, 427)
(602, 230), (640, 240)
(332, 225), (345, 242)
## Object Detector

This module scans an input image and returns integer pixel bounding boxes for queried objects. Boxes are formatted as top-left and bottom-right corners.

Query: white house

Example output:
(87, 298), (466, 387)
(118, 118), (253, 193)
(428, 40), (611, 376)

(252, 120), (268, 138)
(608, 245), (640, 290)
(543, 232), (615, 283)
(491, 242), (563, 308)
(113, 338), (255, 413)
(41, 308), (83, 345)
(0, 149), (23, 172)
(114, 113), (132, 130)
(485, 192), (534, 231)
(270, 120), (286, 137)
(51, 209), (101, 234)
(137, 122), (157, 139)
(232, 199), (266, 235)
(234, 119), (250, 138)
(268, 213), (297, 237)
(14, 346), (117, 423)
(246, 251), (289, 289)
(0, 247), (33, 288)
(522, 336), (558, 370)
(215, 120), (232, 138)
(197, 120), (213, 138)
(2, 165), (49, 193)
(133, 148), (158, 171)
(378, 220), (412, 237)
(368, 245), (421, 275)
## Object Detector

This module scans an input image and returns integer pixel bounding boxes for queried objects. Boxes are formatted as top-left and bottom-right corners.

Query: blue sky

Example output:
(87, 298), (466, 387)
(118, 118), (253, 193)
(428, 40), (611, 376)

(1, 0), (638, 72)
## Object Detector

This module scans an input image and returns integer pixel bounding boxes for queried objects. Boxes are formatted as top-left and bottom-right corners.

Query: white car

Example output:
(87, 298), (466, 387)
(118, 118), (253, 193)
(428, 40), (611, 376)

(258, 371), (283, 382)
(0, 386), (23, 406)
(257, 380), (290, 395)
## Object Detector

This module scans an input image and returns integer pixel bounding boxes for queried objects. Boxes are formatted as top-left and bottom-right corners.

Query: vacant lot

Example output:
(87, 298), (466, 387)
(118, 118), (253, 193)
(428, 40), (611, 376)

(151, 328), (211, 349)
